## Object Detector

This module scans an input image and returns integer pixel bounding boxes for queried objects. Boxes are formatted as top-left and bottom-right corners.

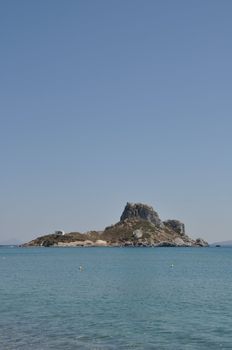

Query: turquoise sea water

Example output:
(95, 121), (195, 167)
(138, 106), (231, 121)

(0, 246), (232, 349)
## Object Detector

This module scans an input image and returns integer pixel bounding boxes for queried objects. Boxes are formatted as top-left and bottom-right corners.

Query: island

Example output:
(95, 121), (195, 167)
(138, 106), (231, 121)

(23, 202), (208, 247)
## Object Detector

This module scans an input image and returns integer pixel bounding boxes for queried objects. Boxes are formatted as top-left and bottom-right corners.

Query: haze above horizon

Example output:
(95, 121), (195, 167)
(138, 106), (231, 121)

(1, 0), (232, 244)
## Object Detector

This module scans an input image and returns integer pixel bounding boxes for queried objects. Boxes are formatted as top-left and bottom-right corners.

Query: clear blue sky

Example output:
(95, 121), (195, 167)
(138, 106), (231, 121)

(1, 0), (232, 243)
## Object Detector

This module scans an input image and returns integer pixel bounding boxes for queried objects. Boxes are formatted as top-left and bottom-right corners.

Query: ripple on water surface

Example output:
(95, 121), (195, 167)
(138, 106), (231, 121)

(0, 247), (232, 349)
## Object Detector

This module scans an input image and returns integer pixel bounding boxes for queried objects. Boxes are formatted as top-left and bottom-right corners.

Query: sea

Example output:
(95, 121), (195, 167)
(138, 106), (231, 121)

(0, 246), (232, 350)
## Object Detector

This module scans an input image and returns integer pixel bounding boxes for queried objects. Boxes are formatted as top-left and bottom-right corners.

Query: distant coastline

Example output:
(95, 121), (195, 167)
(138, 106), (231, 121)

(210, 240), (232, 247)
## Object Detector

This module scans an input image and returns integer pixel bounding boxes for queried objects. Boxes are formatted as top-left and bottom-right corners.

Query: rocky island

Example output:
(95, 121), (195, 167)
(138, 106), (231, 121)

(24, 202), (208, 247)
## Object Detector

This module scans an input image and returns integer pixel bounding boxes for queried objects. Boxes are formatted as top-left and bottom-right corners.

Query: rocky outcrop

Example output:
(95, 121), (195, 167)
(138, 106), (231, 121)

(23, 202), (208, 248)
(163, 220), (185, 236)
(195, 238), (209, 247)
(120, 202), (164, 228)
(133, 229), (143, 239)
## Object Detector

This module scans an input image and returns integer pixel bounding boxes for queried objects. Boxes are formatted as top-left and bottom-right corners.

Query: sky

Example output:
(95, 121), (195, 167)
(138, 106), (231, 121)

(0, 0), (232, 244)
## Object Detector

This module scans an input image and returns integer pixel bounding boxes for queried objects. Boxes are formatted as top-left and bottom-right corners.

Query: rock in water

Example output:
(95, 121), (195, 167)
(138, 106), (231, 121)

(195, 238), (209, 247)
(23, 202), (209, 247)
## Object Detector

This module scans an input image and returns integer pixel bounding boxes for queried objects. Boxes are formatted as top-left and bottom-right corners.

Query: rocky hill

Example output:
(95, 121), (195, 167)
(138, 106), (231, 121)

(23, 202), (208, 247)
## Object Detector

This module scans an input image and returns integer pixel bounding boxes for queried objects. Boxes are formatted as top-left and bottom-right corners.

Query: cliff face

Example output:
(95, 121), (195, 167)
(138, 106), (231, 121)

(24, 202), (208, 247)
(120, 202), (164, 228)
(163, 220), (185, 236)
